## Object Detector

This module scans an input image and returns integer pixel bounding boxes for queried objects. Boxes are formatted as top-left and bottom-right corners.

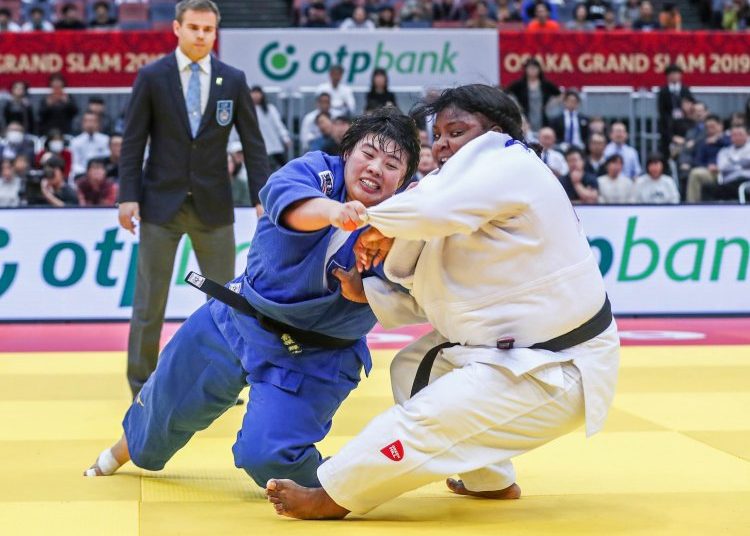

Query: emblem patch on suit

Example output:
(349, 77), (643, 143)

(216, 100), (233, 126)
(380, 440), (404, 461)
(318, 170), (334, 195)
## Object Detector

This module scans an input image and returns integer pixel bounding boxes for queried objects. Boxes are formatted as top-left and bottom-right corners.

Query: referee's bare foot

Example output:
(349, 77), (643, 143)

(446, 478), (521, 499)
(266, 479), (350, 520)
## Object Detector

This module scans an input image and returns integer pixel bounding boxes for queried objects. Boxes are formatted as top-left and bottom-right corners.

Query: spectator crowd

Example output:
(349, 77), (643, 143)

(294, 0), (750, 32)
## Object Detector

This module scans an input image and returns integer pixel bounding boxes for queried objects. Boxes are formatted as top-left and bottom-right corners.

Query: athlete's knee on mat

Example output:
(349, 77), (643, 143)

(233, 442), (320, 488)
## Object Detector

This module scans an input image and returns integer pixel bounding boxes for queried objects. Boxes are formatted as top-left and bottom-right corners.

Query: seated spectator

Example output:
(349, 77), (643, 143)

(300, 91), (331, 152)
(227, 143), (250, 207)
(703, 124), (750, 201)
(0, 158), (23, 207)
(433, 0), (462, 21)
(526, 2), (560, 31)
(69, 111), (110, 177)
(632, 0), (661, 30)
(400, 0), (433, 23)
(330, 0), (357, 25)
(597, 154), (634, 203)
(73, 97), (113, 135)
(76, 158), (117, 206)
(55, 3), (87, 30)
(560, 147), (599, 204)
(12, 153), (31, 184)
(668, 97), (697, 159)
(364, 68), (398, 113)
(588, 115), (607, 136)
(618, 0), (640, 28)
(331, 115), (352, 148)
(567, 4), (595, 30)
(585, 132), (608, 176)
(89, 2), (118, 29)
(604, 121), (642, 179)
(659, 1), (682, 29)
(686, 114), (729, 202)
(496, 0), (522, 22)
(105, 134), (122, 180)
(309, 112), (339, 154)
(340, 6), (376, 29)
(465, 1), (496, 28)
(414, 144), (437, 181)
(1, 122), (36, 164)
(521, 0), (558, 23)
(21, 6), (54, 32)
(632, 153), (680, 204)
(3, 81), (35, 135)
(598, 7), (622, 30)
(28, 155), (79, 207)
(721, 0), (748, 31)
(377, 6), (398, 28)
(585, 0), (610, 24)
(303, 2), (331, 27)
(36, 129), (73, 178)
(39, 74), (79, 136)
(0, 8), (20, 32)
(538, 127), (568, 177)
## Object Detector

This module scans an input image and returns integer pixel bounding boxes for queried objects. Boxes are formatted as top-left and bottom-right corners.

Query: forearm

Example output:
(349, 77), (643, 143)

(281, 197), (340, 231)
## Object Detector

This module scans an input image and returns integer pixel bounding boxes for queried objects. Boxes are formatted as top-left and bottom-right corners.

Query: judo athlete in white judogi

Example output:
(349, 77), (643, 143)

(83, 108), (421, 487)
(266, 84), (621, 519)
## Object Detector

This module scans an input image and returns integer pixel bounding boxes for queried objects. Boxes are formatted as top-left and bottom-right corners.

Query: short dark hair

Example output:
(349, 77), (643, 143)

(563, 89), (581, 101)
(705, 114), (722, 124)
(93, 1), (110, 11)
(0, 8), (11, 17)
(44, 155), (66, 172)
(646, 152), (664, 166)
(564, 147), (585, 159)
(175, 0), (221, 24)
(339, 106), (421, 185)
(413, 84), (525, 141)
(665, 64), (682, 75)
(88, 97), (105, 106)
(604, 154), (623, 167)
(87, 158), (107, 170)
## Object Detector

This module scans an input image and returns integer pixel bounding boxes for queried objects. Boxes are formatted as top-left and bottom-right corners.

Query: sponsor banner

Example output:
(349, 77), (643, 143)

(0, 208), (257, 320)
(0, 31), (175, 88)
(576, 205), (749, 314)
(499, 31), (750, 87)
(219, 29), (498, 88)
(0, 206), (747, 320)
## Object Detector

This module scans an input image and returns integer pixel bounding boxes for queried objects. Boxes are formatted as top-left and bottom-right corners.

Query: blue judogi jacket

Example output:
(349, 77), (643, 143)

(212, 151), (378, 387)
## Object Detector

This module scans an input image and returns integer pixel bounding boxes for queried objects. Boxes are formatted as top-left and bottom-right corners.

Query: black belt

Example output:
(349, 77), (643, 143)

(410, 295), (613, 397)
(185, 271), (358, 354)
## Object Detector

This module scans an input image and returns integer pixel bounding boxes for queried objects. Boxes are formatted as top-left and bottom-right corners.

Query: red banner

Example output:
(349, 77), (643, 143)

(0, 31), (176, 88)
(499, 31), (750, 88)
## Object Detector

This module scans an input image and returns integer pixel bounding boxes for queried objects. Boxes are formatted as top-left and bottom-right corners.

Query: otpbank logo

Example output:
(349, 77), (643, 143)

(259, 42), (300, 81)
(259, 40), (459, 83)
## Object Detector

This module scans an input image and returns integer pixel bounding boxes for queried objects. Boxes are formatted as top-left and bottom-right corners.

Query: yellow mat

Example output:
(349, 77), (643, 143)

(1, 345), (749, 535)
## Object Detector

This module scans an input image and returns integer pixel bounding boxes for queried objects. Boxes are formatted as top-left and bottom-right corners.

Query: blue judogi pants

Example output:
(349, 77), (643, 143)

(122, 301), (363, 487)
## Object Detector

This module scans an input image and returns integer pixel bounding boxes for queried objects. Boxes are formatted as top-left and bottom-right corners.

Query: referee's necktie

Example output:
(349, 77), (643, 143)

(566, 112), (575, 145)
(187, 62), (201, 138)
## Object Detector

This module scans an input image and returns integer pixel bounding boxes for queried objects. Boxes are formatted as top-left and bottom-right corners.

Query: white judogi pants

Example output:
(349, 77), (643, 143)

(318, 326), (619, 515)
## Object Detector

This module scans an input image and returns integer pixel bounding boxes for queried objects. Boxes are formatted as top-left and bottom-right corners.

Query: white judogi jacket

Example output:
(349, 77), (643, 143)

(363, 132), (619, 435)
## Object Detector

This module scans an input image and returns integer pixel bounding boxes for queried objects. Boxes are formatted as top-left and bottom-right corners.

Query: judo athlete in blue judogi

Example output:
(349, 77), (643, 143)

(84, 107), (421, 487)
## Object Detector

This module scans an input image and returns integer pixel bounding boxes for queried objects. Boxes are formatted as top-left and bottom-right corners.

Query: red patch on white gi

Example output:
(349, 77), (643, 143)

(380, 440), (404, 461)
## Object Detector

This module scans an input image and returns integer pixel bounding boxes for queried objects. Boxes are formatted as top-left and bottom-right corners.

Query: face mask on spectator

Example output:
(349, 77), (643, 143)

(6, 131), (24, 144)
(49, 140), (64, 153)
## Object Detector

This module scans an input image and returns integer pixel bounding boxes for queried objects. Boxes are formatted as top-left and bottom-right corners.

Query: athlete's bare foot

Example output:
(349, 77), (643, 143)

(446, 478), (521, 499)
(83, 435), (131, 477)
(266, 479), (350, 520)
